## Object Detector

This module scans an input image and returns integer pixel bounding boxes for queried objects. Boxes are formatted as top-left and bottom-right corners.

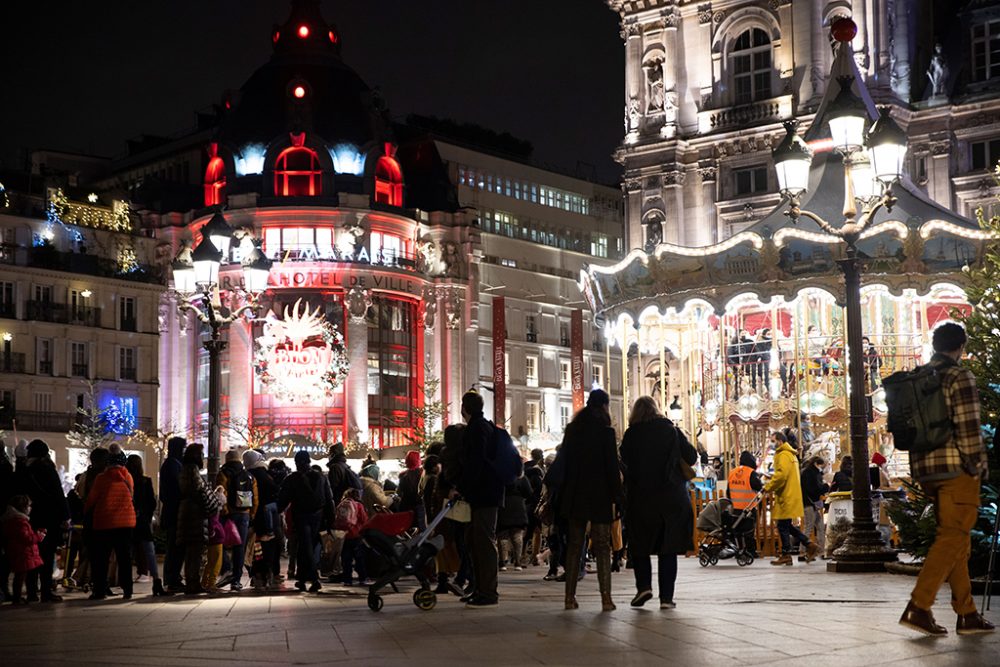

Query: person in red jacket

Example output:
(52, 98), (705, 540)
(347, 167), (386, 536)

(84, 446), (137, 600)
(2, 495), (45, 604)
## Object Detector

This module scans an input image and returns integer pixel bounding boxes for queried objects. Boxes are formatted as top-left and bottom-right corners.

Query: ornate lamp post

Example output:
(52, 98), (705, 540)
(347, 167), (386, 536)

(771, 18), (907, 571)
(172, 211), (273, 477)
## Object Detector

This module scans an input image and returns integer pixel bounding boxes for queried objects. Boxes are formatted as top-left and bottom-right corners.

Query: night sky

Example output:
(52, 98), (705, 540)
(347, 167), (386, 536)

(0, 1), (625, 183)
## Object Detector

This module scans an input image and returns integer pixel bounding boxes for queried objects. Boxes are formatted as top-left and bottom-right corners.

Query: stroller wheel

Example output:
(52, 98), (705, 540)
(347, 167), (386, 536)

(698, 553), (711, 568)
(709, 554), (719, 566)
(736, 553), (754, 567)
(413, 588), (437, 611)
(367, 593), (384, 612)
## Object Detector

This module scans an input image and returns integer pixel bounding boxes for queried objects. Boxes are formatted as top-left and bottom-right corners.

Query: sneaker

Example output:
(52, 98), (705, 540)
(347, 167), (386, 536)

(360, 579), (375, 586)
(500, 566), (508, 572)
(660, 601), (676, 609)
(230, 582), (243, 592)
(308, 581), (322, 593)
(465, 596), (498, 608)
(134, 574), (152, 584)
(630, 590), (653, 608)
(447, 582), (465, 597)
(543, 572), (559, 581)
(216, 574), (233, 589)
(514, 566), (523, 571)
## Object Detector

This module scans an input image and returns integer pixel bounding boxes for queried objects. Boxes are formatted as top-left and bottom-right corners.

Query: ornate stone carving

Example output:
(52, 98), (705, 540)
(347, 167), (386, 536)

(698, 3), (712, 24)
(698, 164), (718, 182)
(927, 43), (949, 98)
(662, 169), (685, 186)
(643, 175), (662, 191)
(346, 286), (372, 323)
(421, 286), (437, 330)
(624, 177), (642, 193)
(645, 60), (665, 113)
(930, 141), (950, 156)
(663, 9), (680, 29)
(619, 23), (639, 41)
(416, 237), (445, 276)
(713, 10), (726, 24)
(625, 96), (640, 132)
(443, 289), (462, 330)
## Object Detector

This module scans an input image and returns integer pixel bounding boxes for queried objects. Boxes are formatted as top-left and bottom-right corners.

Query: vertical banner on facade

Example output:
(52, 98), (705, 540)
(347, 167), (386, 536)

(571, 309), (585, 413)
(493, 296), (506, 427)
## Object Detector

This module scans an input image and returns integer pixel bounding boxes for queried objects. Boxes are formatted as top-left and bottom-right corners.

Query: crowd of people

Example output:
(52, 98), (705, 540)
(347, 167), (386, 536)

(0, 324), (993, 635)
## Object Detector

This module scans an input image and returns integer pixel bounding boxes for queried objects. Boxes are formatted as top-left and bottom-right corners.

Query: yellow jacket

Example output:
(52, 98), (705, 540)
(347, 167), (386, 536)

(765, 443), (804, 520)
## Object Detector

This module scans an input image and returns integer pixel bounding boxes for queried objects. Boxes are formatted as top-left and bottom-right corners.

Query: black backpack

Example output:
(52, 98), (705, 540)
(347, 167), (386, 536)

(229, 469), (255, 510)
(486, 423), (523, 485)
(883, 359), (955, 452)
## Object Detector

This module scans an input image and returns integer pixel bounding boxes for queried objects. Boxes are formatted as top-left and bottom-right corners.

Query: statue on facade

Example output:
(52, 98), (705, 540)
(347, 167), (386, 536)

(625, 96), (640, 132)
(416, 237), (445, 275)
(645, 62), (665, 112)
(644, 220), (663, 252)
(927, 43), (948, 98)
(346, 286), (372, 323)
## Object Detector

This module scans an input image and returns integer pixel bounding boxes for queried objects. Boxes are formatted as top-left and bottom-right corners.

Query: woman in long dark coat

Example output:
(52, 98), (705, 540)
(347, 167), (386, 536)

(176, 445), (222, 595)
(552, 389), (623, 611)
(619, 396), (697, 609)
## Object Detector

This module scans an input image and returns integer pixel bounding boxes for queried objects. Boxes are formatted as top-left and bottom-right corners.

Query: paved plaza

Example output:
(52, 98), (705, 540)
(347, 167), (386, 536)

(1, 558), (996, 666)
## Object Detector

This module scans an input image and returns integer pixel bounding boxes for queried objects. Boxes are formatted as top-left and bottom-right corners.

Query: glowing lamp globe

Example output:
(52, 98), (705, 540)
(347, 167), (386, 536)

(191, 238), (222, 287)
(866, 106), (908, 185)
(831, 17), (858, 43)
(849, 156), (877, 200)
(298, 25), (310, 38)
(826, 76), (868, 153)
(293, 86), (306, 99)
(772, 120), (812, 197)
(242, 245), (273, 294)
(172, 257), (196, 294)
(201, 211), (233, 257)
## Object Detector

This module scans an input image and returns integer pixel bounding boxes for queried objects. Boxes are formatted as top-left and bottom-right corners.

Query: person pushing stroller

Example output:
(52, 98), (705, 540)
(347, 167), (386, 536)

(725, 451), (763, 557)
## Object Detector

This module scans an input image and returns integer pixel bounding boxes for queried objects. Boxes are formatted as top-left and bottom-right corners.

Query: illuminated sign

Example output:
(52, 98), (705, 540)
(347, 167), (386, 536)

(220, 269), (422, 295)
(254, 299), (350, 403)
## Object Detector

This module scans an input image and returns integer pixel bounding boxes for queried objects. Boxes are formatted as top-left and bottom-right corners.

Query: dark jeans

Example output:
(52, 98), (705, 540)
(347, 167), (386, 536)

(454, 521), (472, 587)
(632, 553), (678, 602)
(91, 528), (133, 596)
(26, 528), (61, 600)
(294, 511), (322, 584)
(162, 519), (183, 588)
(221, 512), (251, 584)
(341, 537), (368, 584)
(777, 519), (810, 554)
(468, 506), (499, 602)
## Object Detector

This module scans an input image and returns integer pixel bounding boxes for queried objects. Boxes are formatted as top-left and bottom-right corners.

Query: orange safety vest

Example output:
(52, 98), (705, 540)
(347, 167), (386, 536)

(728, 466), (756, 510)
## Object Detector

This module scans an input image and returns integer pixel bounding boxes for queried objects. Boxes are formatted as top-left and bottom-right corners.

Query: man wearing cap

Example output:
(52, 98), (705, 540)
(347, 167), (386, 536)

(278, 450), (335, 593)
(455, 390), (503, 608)
(15, 439), (69, 602)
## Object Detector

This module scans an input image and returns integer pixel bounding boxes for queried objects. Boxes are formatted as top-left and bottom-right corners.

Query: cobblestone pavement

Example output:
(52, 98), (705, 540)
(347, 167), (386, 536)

(1, 557), (997, 666)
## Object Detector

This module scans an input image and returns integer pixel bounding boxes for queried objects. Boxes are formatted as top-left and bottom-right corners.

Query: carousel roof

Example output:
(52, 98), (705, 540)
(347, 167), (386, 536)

(580, 44), (993, 325)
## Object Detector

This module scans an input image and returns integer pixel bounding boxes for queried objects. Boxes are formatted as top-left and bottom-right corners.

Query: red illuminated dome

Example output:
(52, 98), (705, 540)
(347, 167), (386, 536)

(831, 17), (857, 43)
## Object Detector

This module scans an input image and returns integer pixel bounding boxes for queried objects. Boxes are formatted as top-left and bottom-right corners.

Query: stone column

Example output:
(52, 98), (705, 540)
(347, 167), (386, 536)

(699, 163), (720, 244)
(226, 317), (252, 448)
(809, 0), (828, 104)
(346, 318), (368, 444)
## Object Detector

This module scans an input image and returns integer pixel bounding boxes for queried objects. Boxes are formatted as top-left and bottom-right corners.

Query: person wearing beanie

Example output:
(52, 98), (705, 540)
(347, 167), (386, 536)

(84, 446), (137, 600)
(277, 451), (335, 593)
(799, 455), (830, 562)
(869, 451), (891, 490)
(13, 438), (68, 602)
(455, 389), (504, 608)
(244, 449), (280, 590)
(327, 442), (362, 512)
(159, 436), (187, 591)
(359, 462), (393, 518)
(397, 450), (426, 530)
(214, 449), (258, 591)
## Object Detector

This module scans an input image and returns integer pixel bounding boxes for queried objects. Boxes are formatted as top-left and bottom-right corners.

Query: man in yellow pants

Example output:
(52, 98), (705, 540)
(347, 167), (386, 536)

(899, 323), (994, 637)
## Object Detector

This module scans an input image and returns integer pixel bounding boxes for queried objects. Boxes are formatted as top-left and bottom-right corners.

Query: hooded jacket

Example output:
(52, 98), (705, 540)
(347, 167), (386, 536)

(158, 439), (185, 526)
(2, 506), (44, 573)
(15, 457), (69, 531)
(216, 460), (258, 518)
(84, 465), (137, 531)
(765, 443), (804, 520)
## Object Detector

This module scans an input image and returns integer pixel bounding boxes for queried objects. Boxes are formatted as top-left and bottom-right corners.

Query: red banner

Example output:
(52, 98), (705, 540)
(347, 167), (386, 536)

(493, 296), (506, 427)
(571, 309), (585, 413)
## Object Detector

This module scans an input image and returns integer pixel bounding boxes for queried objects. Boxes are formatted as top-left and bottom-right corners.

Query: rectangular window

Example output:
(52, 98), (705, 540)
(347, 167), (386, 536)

(970, 139), (1000, 171)
(590, 234), (609, 258)
(0, 281), (14, 318)
(119, 346), (137, 381)
(526, 400), (541, 434)
(36, 338), (53, 375)
(525, 315), (537, 343)
(34, 285), (52, 303)
(71, 342), (88, 377)
(525, 355), (538, 388)
(593, 363), (605, 390)
(734, 166), (769, 195)
(560, 360), (571, 390)
(370, 231), (402, 266)
(33, 392), (52, 414)
(972, 22), (1000, 82)
(119, 296), (137, 332)
(0, 389), (14, 419)
(500, 258), (517, 268)
(560, 403), (572, 430)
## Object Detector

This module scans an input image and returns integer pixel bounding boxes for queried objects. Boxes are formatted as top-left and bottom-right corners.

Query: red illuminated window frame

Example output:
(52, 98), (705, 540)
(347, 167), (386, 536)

(374, 156), (403, 206)
(273, 146), (322, 197)
(203, 156), (226, 207)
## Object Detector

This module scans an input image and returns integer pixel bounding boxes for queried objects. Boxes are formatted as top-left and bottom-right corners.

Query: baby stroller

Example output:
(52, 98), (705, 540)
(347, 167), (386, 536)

(363, 500), (453, 612)
(696, 492), (763, 567)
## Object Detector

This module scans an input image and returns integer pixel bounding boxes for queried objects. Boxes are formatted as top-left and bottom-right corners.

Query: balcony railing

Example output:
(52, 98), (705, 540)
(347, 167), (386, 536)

(71, 363), (89, 377)
(526, 332), (538, 343)
(0, 302), (15, 319)
(38, 360), (53, 375)
(120, 317), (137, 332)
(0, 410), (76, 432)
(70, 306), (101, 327)
(120, 367), (137, 381)
(698, 94), (793, 133)
(26, 300), (69, 324)
(1, 352), (25, 373)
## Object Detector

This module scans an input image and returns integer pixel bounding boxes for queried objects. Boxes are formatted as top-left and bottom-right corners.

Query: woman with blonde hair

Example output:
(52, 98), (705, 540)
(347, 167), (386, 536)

(619, 396), (697, 609)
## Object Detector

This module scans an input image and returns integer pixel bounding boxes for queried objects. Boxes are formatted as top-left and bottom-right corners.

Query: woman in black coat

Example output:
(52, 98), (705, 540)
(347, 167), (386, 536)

(126, 455), (168, 596)
(552, 389), (623, 611)
(619, 396), (697, 609)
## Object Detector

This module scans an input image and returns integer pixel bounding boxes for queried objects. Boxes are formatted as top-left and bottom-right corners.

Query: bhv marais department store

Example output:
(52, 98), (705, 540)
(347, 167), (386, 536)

(152, 1), (623, 461)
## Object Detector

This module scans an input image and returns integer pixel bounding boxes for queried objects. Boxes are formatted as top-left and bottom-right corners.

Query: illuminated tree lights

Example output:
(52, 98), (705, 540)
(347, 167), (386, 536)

(253, 299), (350, 403)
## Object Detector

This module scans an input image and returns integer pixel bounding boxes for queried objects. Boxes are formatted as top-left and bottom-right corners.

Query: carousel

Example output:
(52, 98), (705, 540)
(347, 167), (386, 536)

(580, 33), (993, 481)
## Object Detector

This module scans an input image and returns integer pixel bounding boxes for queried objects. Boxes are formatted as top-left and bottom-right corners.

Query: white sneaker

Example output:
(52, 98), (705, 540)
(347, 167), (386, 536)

(660, 601), (676, 609)
(514, 566), (523, 571)
(500, 566), (508, 572)
(135, 575), (152, 584)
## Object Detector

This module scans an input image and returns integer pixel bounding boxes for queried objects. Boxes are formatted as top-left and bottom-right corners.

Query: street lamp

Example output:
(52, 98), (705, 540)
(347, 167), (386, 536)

(771, 17), (907, 571)
(172, 212), (273, 477)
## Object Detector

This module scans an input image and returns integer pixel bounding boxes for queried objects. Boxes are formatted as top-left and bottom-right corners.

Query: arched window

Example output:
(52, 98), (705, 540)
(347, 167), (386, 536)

(374, 156), (403, 206)
(273, 146), (322, 197)
(731, 28), (772, 105)
(203, 157), (226, 207)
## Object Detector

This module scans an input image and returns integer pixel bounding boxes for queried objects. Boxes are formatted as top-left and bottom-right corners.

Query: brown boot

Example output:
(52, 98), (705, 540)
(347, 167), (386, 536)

(770, 554), (793, 566)
(956, 612), (995, 635)
(593, 524), (615, 612)
(899, 601), (947, 636)
(804, 542), (819, 562)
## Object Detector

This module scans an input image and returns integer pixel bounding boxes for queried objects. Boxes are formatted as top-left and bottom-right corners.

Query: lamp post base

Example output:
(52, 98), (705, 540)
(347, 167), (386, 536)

(827, 519), (897, 573)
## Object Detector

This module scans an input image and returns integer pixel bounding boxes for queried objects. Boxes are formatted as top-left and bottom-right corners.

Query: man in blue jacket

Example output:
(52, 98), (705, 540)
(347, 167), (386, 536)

(159, 437), (186, 592)
(455, 390), (503, 608)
